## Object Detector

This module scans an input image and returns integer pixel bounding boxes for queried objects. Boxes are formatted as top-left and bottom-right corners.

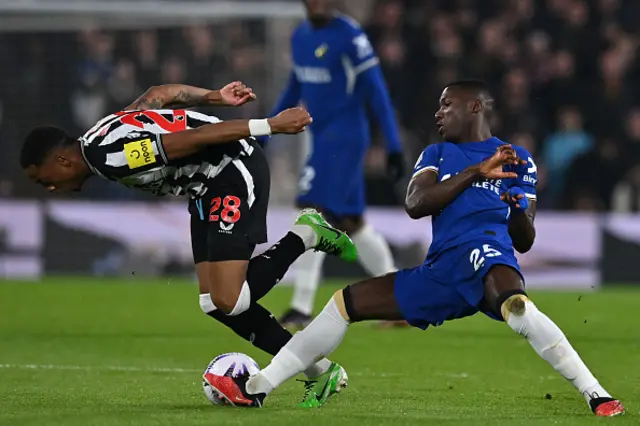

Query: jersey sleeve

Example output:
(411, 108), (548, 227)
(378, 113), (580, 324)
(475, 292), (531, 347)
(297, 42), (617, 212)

(344, 24), (402, 154)
(514, 147), (538, 200)
(83, 130), (168, 180)
(344, 25), (379, 76)
(411, 144), (441, 180)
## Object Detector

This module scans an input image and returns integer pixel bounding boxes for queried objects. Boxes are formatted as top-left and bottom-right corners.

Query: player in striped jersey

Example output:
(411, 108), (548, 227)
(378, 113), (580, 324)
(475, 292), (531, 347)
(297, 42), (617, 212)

(20, 82), (352, 402)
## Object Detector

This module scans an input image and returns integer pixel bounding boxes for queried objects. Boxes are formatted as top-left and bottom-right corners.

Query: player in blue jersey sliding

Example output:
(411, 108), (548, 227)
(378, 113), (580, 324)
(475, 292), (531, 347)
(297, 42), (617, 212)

(207, 80), (625, 416)
(263, 0), (405, 328)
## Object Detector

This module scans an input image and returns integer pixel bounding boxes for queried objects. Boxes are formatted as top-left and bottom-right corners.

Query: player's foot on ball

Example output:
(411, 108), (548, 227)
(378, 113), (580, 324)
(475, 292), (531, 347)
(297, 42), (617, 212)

(590, 397), (625, 417)
(202, 371), (265, 408)
(279, 308), (312, 330)
(297, 362), (348, 408)
(295, 209), (357, 262)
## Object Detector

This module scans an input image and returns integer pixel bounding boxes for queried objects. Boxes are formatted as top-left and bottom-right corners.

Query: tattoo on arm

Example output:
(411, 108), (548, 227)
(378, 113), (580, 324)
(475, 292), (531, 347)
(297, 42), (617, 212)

(126, 85), (212, 111)
(131, 93), (199, 110)
(164, 90), (203, 108)
(130, 96), (165, 110)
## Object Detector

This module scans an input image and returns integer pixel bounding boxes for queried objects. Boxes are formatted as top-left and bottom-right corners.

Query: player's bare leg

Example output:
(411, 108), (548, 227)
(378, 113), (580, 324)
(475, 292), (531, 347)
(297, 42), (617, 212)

(338, 216), (404, 329)
(212, 273), (402, 407)
(483, 265), (624, 417)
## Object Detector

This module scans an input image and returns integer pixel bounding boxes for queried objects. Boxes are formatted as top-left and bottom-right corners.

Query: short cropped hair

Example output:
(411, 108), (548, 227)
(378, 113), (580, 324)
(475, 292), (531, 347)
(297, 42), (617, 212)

(445, 79), (491, 96)
(20, 126), (75, 168)
(445, 79), (495, 115)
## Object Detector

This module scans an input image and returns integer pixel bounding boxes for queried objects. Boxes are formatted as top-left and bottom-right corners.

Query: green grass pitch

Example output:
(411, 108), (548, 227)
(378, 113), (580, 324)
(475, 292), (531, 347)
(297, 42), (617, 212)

(1, 278), (638, 425)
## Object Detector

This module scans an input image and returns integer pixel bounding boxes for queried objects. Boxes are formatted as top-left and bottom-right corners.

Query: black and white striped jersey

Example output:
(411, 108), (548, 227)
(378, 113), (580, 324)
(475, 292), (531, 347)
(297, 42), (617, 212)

(79, 109), (255, 198)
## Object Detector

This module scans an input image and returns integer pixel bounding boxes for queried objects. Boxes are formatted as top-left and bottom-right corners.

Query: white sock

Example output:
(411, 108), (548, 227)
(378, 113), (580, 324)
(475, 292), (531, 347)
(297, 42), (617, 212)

(291, 251), (326, 315)
(506, 299), (612, 404)
(290, 225), (317, 250)
(303, 358), (332, 379)
(246, 298), (349, 395)
(198, 293), (216, 313)
(228, 281), (251, 316)
(351, 225), (396, 276)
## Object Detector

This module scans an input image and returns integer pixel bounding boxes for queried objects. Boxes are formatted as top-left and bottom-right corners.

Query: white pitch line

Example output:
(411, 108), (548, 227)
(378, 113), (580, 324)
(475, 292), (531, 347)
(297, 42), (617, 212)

(0, 363), (389, 376)
(0, 364), (201, 374)
(0, 363), (475, 380)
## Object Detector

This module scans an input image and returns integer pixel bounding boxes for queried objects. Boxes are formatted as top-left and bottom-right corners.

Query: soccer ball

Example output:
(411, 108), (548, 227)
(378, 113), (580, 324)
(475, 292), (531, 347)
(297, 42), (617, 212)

(202, 352), (261, 405)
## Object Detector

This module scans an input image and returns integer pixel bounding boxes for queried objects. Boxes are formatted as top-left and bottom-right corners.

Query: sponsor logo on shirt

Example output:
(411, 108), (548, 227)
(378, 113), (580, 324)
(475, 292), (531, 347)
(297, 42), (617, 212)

(124, 138), (155, 169)
(294, 66), (332, 84)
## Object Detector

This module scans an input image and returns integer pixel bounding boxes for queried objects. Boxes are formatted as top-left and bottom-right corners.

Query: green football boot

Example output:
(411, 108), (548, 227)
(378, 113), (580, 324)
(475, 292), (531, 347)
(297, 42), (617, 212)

(297, 362), (349, 408)
(295, 209), (357, 262)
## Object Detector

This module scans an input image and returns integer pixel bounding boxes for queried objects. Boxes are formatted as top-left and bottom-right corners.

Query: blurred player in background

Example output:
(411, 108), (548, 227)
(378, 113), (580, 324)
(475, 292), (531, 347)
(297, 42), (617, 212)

(209, 80), (625, 416)
(20, 82), (351, 402)
(263, 0), (405, 328)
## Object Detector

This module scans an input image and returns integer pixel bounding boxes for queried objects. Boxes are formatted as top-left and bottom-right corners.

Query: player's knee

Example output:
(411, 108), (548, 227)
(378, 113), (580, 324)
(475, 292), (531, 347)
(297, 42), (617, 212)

(199, 293), (217, 314)
(331, 290), (351, 321)
(211, 282), (251, 316)
(499, 291), (540, 336)
(334, 285), (361, 322)
(210, 292), (236, 315)
(499, 292), (530, 321)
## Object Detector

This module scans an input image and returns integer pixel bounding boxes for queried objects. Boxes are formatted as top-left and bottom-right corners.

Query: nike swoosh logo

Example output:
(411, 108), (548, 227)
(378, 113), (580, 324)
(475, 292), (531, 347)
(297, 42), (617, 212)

(315, 372), (336, 402)
(317, 224), (342, 239)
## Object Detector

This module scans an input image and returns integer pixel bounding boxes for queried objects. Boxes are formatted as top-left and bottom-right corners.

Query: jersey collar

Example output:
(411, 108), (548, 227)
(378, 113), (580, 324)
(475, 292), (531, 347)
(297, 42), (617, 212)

(78, 138), (105, 178)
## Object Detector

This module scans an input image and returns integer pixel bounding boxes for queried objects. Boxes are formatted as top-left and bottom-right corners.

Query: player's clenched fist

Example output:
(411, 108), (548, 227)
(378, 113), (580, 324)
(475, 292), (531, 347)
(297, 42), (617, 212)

(268, 107), (313, 134)
(474, 144), (525, 180)
(217, 81), (257, 106)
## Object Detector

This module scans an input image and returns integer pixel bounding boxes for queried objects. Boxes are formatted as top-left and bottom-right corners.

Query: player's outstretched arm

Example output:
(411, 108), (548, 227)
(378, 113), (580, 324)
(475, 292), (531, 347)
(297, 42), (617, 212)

(405, 145), (520, 219)
(161, 107), (312, 160)
(124, 82), (256, 111)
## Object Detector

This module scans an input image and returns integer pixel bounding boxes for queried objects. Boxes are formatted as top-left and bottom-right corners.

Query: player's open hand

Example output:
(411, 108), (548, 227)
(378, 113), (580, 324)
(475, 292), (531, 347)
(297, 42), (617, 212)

(475, 144), (524, 179)
(500, 187), (529, 211)
(218, 81), (257, 106)
(268, 107), (313, 134)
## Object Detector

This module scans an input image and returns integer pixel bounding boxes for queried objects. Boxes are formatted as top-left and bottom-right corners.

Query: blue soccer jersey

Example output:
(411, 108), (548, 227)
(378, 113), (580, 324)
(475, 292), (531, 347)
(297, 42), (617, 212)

(412, 137), (538, 261)
(273, 14), (401, 152)
(393, 137), (538, 329)
(267, 14), (402, 216)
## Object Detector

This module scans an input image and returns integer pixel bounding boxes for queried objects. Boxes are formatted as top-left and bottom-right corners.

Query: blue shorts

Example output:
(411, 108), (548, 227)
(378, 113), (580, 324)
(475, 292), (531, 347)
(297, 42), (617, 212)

(296, 142), (367, 217)
(394, 239), (522, 330)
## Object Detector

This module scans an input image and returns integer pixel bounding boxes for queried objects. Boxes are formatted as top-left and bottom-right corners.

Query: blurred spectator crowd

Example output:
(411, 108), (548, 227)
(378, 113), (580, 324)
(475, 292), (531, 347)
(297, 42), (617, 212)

(361, 0), (640, 211)
(1, 0), (639, 212)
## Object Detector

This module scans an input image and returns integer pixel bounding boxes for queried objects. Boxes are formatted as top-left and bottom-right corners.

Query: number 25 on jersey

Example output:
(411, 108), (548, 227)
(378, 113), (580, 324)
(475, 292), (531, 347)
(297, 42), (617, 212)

(469, 244), (502, 271)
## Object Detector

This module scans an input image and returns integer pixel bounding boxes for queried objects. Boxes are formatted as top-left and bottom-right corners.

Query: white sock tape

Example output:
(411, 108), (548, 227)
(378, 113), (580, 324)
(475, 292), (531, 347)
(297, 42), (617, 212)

(199, 293), (217, 313)
(249, 119), (272, 137)
(229, 281), (252, 316)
